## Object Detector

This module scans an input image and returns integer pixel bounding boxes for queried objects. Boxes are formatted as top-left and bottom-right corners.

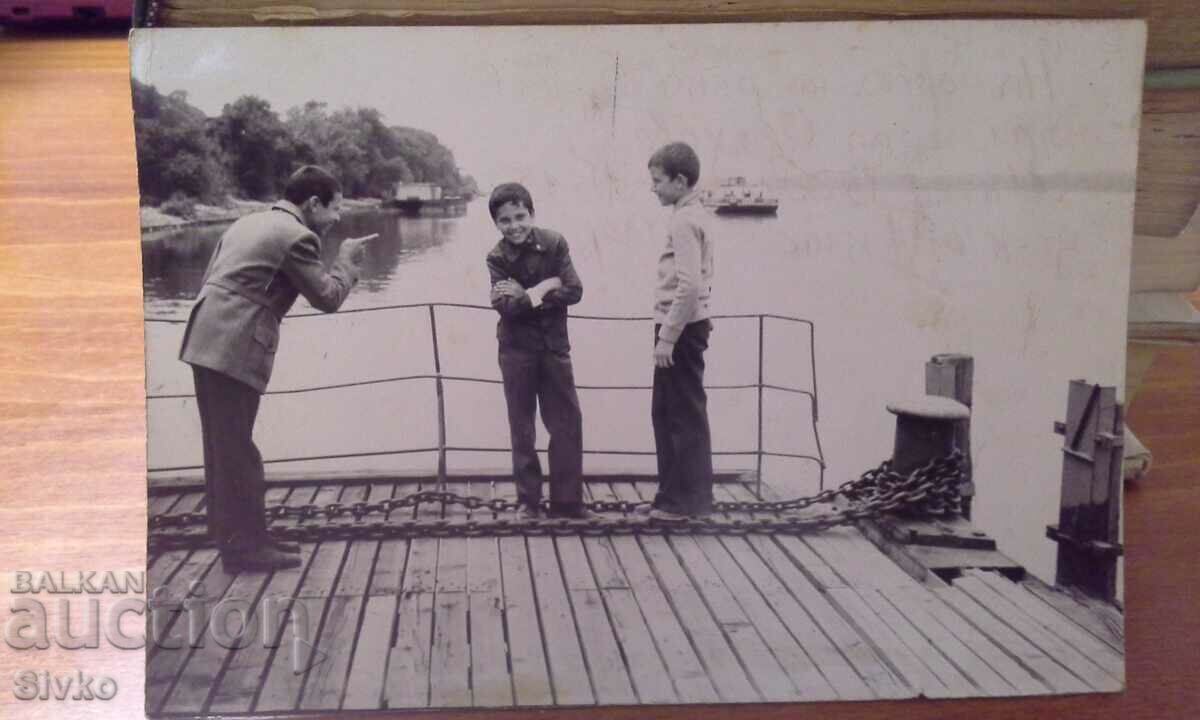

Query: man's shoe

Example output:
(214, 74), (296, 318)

(547, 505), (597, 520)
(647, 508), (688, 522)
(222, 547), (302, 573)
(268, 537), (302, 553)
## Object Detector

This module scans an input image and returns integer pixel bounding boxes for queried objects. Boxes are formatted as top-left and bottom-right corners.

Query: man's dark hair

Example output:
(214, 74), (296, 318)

(284, 165), (342, 206)
(648, 142), (701, 188)
(488, 182), (535, 220)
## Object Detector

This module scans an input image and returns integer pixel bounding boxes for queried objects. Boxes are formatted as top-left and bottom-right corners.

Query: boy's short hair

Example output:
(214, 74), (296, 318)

(488, 182), (535, 220)
(648, 142), (701, 188)
(284, 165), (342, 206)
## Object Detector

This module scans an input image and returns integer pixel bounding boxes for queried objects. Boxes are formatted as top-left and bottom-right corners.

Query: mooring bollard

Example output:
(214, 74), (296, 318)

(886, 395), (971, 475)
(926, 354), (975, 517)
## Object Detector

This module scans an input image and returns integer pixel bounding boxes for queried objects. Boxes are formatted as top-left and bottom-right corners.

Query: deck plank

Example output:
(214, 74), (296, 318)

(299, 486), (379, 711)
(582, 481), (676, 705)
(385, 485), (439, 714)
(255, 485), (355, 712)
(630, 481), (762, 703)
(953, 575), (1122, 692)
(972, 570), (1125, 681)
(466, 479), (514, 708)
(554, 533), (636, 703)
(888, 585), (1050, 696)
(934, 585), (1091, 694)
(609, 484), (718, 704)
(146, 547), (238, 713)
(205, 487), (320, 714)
(528, 536), (596, 705)
(161, 488), (293, 713)
(749, 533), (908, 699)
(864, 587), (994, 697)
(672, 535), (799, 701)
(695, 535), (839, 701)
(825, 587), (944, 698)
(498, 536), (555, 706)
(1019, 578), (1124, 654)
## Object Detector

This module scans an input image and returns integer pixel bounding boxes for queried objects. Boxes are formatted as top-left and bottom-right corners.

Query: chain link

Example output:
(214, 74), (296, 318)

(148, 451), (965, 551)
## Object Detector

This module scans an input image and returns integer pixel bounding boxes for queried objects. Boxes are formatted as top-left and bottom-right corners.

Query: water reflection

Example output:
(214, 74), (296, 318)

(140, 209), (459, 317)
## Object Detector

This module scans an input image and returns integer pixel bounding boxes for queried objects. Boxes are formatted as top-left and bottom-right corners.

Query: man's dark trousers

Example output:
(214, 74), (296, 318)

(498, 348), (584, 511)
(652, 320), (714, 515)
(192, 366), (269, 552)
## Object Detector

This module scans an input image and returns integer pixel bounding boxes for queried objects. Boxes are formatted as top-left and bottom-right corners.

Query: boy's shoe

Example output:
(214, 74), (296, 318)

(222, 547), (302, 573)
(516, 504), (541, 520)
(647, 508), (688, 522)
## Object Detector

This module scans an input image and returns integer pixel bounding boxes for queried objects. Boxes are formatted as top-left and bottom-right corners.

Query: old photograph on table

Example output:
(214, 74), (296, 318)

(132, 21), (1138, 714)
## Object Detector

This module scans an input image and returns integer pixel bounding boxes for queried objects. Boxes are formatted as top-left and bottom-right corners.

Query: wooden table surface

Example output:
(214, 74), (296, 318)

(1, 31), (1198, 720)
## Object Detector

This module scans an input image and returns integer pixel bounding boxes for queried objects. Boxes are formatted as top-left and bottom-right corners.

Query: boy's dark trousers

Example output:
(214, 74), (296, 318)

(498, 347), (584, 512)
(651, 320), (714, 515)
(192, 366), (269, 554)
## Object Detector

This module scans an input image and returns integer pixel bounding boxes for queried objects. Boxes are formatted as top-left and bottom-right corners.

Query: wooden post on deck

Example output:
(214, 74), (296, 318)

(1046, 380), (1125, 602)
(925, 354), (974, 518)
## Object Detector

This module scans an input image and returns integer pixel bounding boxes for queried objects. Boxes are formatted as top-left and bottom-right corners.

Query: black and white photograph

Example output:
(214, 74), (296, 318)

(133, 21), (1139, 715)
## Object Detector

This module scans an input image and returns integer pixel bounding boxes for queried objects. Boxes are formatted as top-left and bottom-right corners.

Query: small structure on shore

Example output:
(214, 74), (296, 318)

(386, 182), (468, 217)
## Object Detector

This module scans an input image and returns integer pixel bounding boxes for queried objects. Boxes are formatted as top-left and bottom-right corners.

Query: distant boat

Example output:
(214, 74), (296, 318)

(702, 177), (779, 216)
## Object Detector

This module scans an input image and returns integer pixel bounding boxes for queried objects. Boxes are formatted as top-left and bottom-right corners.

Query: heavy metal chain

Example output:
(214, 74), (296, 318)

(148, 451), (965, 551)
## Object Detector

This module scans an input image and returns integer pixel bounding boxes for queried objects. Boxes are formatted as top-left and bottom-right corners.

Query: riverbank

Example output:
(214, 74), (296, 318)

(140, 197), (384, 233)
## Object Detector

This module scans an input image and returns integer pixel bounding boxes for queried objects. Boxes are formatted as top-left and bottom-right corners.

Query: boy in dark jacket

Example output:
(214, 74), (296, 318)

(486, 182), (588, 518)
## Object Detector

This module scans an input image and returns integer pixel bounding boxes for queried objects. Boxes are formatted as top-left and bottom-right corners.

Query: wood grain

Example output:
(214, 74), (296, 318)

(147, 0), (1200, 69)
(1, 29), (1199, 720)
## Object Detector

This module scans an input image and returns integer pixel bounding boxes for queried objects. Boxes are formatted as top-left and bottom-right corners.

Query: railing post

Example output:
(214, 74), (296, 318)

(756, 315), (765, 499)
(1046, 380), (1125, 601)
(428, 305), (448, 497)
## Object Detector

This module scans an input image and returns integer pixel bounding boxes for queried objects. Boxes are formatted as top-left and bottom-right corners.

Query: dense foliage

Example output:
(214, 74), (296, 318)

(132, 80), (478, 208)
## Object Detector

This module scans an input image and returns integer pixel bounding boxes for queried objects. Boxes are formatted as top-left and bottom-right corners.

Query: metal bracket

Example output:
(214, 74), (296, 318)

(1045, 524), (1125, 558)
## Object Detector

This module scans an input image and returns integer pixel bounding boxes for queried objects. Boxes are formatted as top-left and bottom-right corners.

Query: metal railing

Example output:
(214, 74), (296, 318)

(145, 302), (825, 496)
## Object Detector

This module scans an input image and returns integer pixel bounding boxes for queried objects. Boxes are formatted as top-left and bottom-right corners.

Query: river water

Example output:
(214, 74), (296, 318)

(142, 186), (1129, 584)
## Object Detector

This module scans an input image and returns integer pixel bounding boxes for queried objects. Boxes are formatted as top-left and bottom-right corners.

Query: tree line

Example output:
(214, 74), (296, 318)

(132, 80), (478, 214)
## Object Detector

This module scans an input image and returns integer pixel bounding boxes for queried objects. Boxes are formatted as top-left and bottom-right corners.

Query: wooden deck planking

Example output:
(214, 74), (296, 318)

(953, 575), (1122, 692)
(497, 535), (555, 705)
(147, 478), (1129, 713)
(747, 532), (908, 699)
(204, 486), (321, 714)
(887, 585), (1051, 696)
(385, 478), (439, 709)
(465, 479), (515, 708)
(826, 586), (947, 698)
(863, 587), (999, 697)
(255, 485), (356, 712)
(299, 484), (381, 711)
(342, 483), (402, 708)
(428, 478), (471, 708)
(629, 481), (760, 703)
(608, 482), (720, 704)
(161, 487), (296, 713)
(934, 585), (1092, 694)
(146, 547), (237, 712)
(1019, 579), (1124, 655)
(971, 570), (1125, 682)
(527, 535), (597, 705)
(582, 481), (677, 705)
(556, 534), (638, 704)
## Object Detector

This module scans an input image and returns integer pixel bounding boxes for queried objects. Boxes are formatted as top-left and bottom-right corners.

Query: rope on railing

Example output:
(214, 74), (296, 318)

(143, 302), (824, 495)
